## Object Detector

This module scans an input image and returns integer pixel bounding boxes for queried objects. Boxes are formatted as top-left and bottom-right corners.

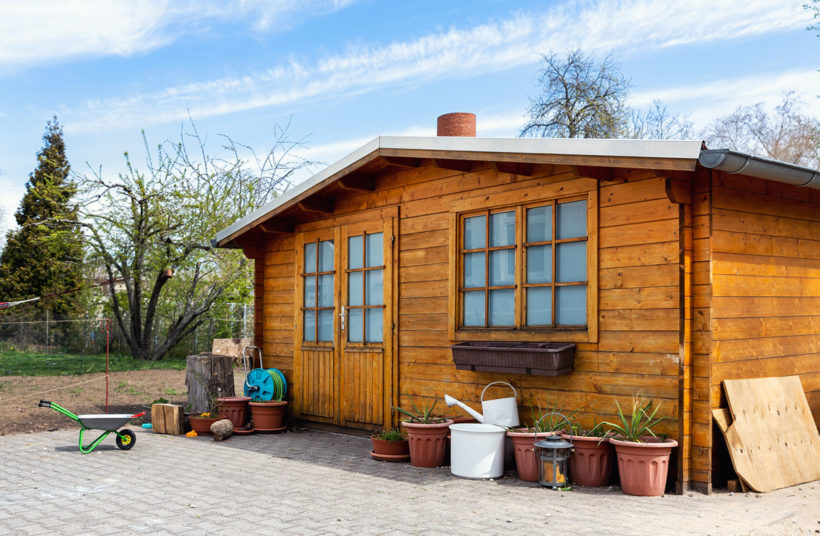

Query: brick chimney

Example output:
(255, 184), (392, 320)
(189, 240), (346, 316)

(437, 113), (476, 137)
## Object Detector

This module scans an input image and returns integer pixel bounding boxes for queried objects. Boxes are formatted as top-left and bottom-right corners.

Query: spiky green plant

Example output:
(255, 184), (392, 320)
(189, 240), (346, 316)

(600, 396), (670, 442)
(528, 401), (576, 433)
(392, 397), (446, 424)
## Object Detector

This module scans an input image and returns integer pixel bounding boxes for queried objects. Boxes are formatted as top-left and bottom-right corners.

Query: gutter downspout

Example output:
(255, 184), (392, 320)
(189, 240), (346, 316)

(698, 149), (820, 189)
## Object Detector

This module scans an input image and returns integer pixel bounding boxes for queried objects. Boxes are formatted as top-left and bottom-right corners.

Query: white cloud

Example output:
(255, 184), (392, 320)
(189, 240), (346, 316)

(57, 0), (810, 134)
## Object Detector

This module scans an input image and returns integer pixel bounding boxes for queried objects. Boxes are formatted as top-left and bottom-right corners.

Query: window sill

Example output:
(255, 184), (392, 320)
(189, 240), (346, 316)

(451, 341), (576, 376)
(452, 327), (590, 344)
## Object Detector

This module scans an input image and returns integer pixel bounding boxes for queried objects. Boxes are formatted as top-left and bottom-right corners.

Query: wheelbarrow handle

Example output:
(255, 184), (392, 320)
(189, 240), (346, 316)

(38, 400), (52, 408)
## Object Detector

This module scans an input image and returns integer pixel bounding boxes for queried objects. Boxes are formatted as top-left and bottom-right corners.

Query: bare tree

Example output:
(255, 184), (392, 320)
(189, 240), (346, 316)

(703, 91), (820, 168)
(625, 100), (694, 140)
(521, 48), (631, 138)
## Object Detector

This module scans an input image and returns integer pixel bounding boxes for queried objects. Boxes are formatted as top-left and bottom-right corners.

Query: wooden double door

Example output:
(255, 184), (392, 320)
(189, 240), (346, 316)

(293, 213), (395, 430)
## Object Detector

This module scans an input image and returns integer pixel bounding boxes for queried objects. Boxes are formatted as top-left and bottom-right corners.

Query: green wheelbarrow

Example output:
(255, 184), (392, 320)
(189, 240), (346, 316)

(38, 400), (145, 454)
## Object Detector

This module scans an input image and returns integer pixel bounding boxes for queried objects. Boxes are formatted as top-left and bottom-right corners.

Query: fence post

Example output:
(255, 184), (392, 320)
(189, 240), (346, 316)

(46, 310), (49, 354)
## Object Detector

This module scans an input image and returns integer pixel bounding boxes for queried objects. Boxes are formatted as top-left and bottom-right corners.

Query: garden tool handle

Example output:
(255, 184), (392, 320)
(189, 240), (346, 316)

(38, 400), (52, 408)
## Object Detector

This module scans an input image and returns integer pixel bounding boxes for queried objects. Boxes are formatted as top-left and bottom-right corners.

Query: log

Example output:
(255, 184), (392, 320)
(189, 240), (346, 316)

(185, 353), (236, 414)
(162, 404), (184, 435)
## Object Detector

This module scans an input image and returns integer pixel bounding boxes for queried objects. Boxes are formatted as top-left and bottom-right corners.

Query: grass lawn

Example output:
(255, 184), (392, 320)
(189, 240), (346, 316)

(0, 349), (186, 376)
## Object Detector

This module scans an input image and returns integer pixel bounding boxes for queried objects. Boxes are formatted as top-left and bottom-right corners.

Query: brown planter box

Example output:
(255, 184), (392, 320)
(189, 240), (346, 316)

(451, 341), (575, 376)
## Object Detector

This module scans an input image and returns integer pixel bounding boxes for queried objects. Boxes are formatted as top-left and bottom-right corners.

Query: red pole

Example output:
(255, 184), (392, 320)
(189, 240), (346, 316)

(105, 318), (110, 413)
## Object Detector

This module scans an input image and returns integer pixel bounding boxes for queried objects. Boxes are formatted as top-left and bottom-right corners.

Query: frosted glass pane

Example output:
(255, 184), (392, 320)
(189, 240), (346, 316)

(348, 272), (363, 306)
(489, 249), (514, 286)
(318, 274), (334, 307)
(304, 242), (317, 272)
(348, 236), (363, 269)
(526, 205), (552, 243)
(489, 289), (514, 326)
(463, 291), (485, 326)
(304, 275), (316, 307)
(557, 200), (586, 239)
(557, 286), (586, 326)
(366, 270), (383, 305)
(489, 211), (515, 246)
(527, 245), (552, 283)
(366, 308), (383, 342)
(317, 310), (334, 341)
(463, 252), (485, 288)
(464, 216), (485, 249)
(319, 240), (334, 272)
(557, 242), (586, 282)
(303, 311), (315, 342)
(526, 287), (552, 326)
(366, 233), (383, 268)
(347, 308), (363, 342)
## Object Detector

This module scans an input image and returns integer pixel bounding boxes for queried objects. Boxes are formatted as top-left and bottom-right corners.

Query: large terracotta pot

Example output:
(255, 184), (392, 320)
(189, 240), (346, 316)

(401, 420), (453, 468)
(562, 434), (613, 487)
(371, 437), (410, 457)
(249, 401), (288, 431)
(609, 436), (678, 496)
(218, 396), (251, 429)
(507, 429), (556, 482)
(189, 415), (219, 435)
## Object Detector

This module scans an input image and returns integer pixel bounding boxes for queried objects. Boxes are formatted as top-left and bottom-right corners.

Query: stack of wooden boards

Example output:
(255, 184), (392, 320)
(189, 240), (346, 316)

(151, 403), (184, 435)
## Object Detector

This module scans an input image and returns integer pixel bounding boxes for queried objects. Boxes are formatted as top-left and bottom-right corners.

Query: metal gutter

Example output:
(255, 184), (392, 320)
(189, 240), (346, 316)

(698, 149), (820, 189)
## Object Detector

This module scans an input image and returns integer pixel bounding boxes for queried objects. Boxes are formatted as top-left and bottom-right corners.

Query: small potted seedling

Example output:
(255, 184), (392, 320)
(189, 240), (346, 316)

(370, 428), (410, 461)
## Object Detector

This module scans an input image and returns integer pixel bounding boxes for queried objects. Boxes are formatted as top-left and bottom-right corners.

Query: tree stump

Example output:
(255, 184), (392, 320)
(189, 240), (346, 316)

(186, 353), (235, 414)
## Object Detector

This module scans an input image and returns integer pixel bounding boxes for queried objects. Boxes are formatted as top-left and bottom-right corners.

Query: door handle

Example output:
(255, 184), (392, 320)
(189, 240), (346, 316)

(339, 305), (345, 331)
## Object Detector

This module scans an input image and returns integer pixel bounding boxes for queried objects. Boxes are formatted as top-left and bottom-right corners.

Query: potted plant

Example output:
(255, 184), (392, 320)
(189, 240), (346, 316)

(561, 419), (613, 487)
(249, 372), (288, 432)
(218, 395), (251, 430)
(394, 397), (452, 468)
(601, 396), (677, 496)
(507, 404), (574, 482)
(370, 428), (410, 461)
(189, 393), (221, 435)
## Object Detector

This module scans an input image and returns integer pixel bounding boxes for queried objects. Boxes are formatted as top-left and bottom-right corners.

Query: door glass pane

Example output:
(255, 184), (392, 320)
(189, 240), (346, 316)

(489, 289), (514, 326)
(303, 311), (316, 342)
(304, 242), (317, 272)
(366, 270), (383, 305)
(317, 309), (334, 341)
(366, 309), (383, 342)
(304, 275), (316, 306)
(318, 274), (334, 307)
(489, 211), (515, 247)
(527, 245), (552, 283)
(348, 308), (363, 342)
(348, 235), (363, 270)
(556, 286), (586, 325)
(526, 205), (552, 243)
(557, 242), (586, 282)
(319, 240), (334, 272)
(365, 233), (383, 268)
(463, 291), (485, 326)
(489, 249), (514, 286)
(348, 272), (363, 306)
(463, 252), (485, 288)
(557, 200), (586, 239)
(526, 287), (552, 326)
(463, 215), (485, 249)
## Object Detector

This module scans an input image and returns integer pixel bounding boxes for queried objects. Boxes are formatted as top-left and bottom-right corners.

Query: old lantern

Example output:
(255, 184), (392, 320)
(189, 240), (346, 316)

(534, 434), (573, 489)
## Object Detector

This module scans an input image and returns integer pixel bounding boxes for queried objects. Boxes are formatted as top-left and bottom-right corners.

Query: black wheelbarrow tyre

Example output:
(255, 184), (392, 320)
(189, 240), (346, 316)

(116, 429), (136, 450)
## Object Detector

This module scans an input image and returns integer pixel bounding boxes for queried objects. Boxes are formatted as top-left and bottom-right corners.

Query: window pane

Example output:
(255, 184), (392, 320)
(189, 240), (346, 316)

(319, 240), (334, 272)
(366, 269), (383, 305)
(556, 286), (586, 326)
(526, 205), (552, 243)
(348, 272), (363, 306)
(557, 242), (586, 282)
(366, 308), (383, 342)
(366, 233), (383, 268)
(489, 289), (514, 326)
(317, 310), (334, 341)
(464, 215), (485, 249)
(304, 275), (316, 307)
(526, 287), (552, 326)
(304, 242), (317, 272)
(489, 249), (514, 286)
(489, 211), (515, 247)
(463, 291), (485, 326)
(557, 200), (586, 239)
(318, 274), (334, 307)
(348, 308), (363, 342)
(526, 245), (552, 283)
(463, 252), (485, 288)
(303, 311), (316, 342)
(348, 236), (363, 270)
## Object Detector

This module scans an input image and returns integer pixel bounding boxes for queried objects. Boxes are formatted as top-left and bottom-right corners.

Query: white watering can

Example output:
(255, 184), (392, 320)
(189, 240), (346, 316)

(444, 381), (520, 427)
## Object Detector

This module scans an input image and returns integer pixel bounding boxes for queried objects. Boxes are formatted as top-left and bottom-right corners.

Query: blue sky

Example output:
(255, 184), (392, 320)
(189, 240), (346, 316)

(0, 0), (817, 233)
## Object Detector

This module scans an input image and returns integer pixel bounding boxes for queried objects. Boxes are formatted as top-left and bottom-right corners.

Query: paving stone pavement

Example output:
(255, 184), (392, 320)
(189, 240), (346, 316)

(0, 427), (818, 535)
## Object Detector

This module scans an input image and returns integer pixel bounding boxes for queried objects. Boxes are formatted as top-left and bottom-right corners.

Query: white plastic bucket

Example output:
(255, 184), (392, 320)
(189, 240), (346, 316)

(449, 423), (506, 479)
(480, 381), (520, 427)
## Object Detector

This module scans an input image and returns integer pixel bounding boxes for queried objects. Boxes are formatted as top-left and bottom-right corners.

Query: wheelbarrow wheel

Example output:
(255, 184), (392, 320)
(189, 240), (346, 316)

(116, 429), (136, 450)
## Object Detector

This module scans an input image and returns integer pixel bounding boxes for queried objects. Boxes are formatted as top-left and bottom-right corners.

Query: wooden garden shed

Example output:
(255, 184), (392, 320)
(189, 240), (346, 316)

(216, 113), (820, 493)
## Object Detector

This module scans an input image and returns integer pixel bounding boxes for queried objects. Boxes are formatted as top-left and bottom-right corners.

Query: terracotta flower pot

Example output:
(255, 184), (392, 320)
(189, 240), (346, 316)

(249, 401), (288, 431)
(507, 429), (556, 482)
(401, 420), (453, 468)
(371, 437), (410, 456)
(609, 436), (678, 496)
(218, 396), (251, 429)
(562, 434), (613, 487)
(189, 415), (219, 435)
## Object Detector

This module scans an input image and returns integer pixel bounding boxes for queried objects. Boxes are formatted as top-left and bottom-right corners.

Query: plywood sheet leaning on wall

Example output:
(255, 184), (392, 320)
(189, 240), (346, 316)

(713, 376), (820, 492)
